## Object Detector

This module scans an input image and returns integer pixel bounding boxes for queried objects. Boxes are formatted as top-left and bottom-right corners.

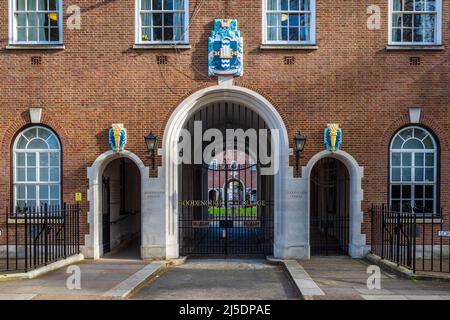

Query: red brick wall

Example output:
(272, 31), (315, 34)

(0, 1), (449, 245)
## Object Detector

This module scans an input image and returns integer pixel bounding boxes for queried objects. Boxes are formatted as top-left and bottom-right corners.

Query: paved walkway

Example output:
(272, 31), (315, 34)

(0, 258), (149, 300)
(131, 259), (301, 300)
(299, 257), (450, 300)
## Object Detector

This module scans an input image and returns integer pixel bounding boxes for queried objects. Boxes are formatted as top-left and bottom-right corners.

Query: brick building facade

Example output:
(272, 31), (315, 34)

(0, 0), (448, 260)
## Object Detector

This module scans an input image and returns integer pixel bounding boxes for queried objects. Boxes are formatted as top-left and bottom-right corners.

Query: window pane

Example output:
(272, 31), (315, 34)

(402, 201), (412, 213)
(414, 200), (424, 213)
(423, 14), (435, 29)
(142, 0), (151, 10)
(414, 128), (427, 139)
(27, 168), (37, 181)
(24, 128), (37, 140)
(38, 0), (48, 10)
(415, 185), (424, 199)
(50, 168), (59, 181)
(40, 167), (49, 181)
(403, 28), (412, 42)
(17, 168), (26, 181)
(49, 0), (57, 10)
(50, 185), (59, 199)
(152, 0), (162, 10)
(17, 185), (26, 199)
(403, 139), (423, 149)
(413, 28), (423, 42)
(17, 28), (27, 41)
(17, 136), (28, 149)
(289, 27), (299, 41)
(163, 0), (173, 10)
(415, 168), (424, 181)
(415, 153), (424, 166)
(425, 168), (434, 181)
(289, 0), (299, 10)
(402, 185), (411, 199)
(40, 152), (49, 166)
(424, 200), (434, 213)
(402, 152), (412, 166)
(425, 185), (434, 198)
(267, 27), (277, 40)
(50, 27), (59, 41)
(27, 0), (37, 10)
(17, 13), (26, 26)
(142, 13), (152, 26)
(28, 27), (38, 41)
(267, 0), (277, 10)
(392, 152), (401, 166)
(391, 185), (401, 198)
(28, 13), (38, 26)
(392, 168), (401, 181)
(39, 185), (49, 199)
(27, 153), (36, 166)
(289, 13), (299, 26)
(281, 27), (288, 40)
(27, 185), (36, 199)
(426, 0), (436, 11)
(142, 27), (151, 41)
(38, 27), (49, 42)
(281, 14), (288, 26)
(400, 128), (413, 140)
(267, 13), (279, 26)
(393, 0), (402, 10)
(391, 200), (401, 212)
(163, 27), (174, 41)
(423, 136), (434, 149)
(423, 28), (434, 42)
(38, 128), (51, 140)
(17, 153), (26, 166)
(153, 13), (162, 26)
(28, 139), (48, 149)
(392, 28), (402, 42)
(300, 0), (310, 10)
(47, 135), (59, 149)
(403, 14), (412, 27)
(164, 13), (173, 26)
(392, 14), (402, 27)
(174, 0), (183, 10)
(402, 168), (411, 181)
(281, 0), (288, 10)
(17, 0), (26, 10)
(153, 27), (162, 40)
(404, 0), (413, 10)
(425, 153), (434, 166)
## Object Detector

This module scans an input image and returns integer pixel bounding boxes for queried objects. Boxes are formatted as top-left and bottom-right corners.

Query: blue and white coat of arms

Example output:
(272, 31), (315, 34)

(208, 19), (244, 77)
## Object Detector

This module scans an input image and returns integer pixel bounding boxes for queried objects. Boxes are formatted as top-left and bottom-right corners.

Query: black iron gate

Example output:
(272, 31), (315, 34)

(102, 177), (111, 254)
(179, 163), (274, 256)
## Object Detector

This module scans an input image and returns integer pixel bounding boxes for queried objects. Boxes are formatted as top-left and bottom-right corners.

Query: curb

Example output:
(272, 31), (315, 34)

(267, 256), (324, 300)
(365, 253), (450, 282)
(104, 256), (188, 300)
(0, 254), (85, 282)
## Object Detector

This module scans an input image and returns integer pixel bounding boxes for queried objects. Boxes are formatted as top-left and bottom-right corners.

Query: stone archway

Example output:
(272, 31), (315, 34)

(162, 83), (292, 259)
(301, 150), (366, 258)
(83, 150), (148, 259)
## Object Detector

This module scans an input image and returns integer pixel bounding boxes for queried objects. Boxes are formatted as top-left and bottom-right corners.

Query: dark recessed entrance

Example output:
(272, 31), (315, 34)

(179, 102), (274, 257)
(102, 158), (141, 257)
(310, 157), (350, 256)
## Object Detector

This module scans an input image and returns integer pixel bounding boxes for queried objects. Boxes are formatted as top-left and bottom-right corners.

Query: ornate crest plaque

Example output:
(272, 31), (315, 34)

(208, 19), (244, 77)
(324, 124), (342, 153)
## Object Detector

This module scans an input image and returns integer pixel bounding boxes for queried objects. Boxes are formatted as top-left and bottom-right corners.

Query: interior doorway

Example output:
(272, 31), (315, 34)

(310, 157), (350, 256)
(102, 158), (141, 258)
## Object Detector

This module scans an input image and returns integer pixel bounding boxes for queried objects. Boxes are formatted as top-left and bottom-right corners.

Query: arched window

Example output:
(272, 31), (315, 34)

(13, 126), (61, 211)
(390, 126), (437, 215)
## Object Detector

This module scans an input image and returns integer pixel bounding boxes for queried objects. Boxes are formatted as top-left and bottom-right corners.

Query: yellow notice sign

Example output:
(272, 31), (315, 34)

(75, 193), (82, 202)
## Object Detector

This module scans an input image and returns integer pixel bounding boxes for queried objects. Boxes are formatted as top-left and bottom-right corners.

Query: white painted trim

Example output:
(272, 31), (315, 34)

(388, 0), (442, 46)
(302, 150), (366, 258)
(162, 84), (291, 259)
(84, 150), (148, 259)
(261, 0), (316, 45)
(135, 0), (189, 45)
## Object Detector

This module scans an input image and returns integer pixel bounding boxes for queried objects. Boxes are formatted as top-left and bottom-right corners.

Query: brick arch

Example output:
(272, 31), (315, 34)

(381, 113), (448, 152)
(1, 112), (71, 153)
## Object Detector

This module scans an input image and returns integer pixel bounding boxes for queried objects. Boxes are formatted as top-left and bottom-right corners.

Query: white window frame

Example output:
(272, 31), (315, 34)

(135, 0), (189, 44)
(389, 126), (437, 215)
(9, 0), (63, 45)
(13, 126), (62, 212)
(262, 0), (316, 45)
(388, 0), (442, 46)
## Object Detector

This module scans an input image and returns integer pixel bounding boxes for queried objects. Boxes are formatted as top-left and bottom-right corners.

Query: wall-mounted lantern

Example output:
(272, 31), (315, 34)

(144, 132), (158, 169)
(294, 132), (307, 172)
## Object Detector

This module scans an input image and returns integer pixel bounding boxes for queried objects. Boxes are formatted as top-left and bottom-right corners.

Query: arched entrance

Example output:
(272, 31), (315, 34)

(178, 103), (274, 256)
(84, 150), (147, 259)
(310, 157), (349, 255)
(162, 84), (290, 259)
(102, 158), (141, 257)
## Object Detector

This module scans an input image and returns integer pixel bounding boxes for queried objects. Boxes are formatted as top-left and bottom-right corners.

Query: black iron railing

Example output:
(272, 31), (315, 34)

(1, 203), (80, 273)
(370, 204), (450, 274)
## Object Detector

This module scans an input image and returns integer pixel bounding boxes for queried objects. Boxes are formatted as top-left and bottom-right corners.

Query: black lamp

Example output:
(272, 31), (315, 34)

(294, 132), (307, 172)
(144, 132), (158, 168)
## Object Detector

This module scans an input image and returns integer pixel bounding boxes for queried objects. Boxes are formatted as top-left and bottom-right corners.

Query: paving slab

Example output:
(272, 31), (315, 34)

(131, 259), (300, 300)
